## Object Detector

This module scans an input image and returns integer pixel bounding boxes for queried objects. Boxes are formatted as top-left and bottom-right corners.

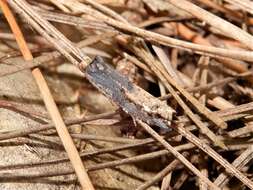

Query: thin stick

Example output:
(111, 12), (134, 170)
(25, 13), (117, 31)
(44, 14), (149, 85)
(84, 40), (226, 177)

(157, 57), (227, 130)
(9, 0), (91, 69)
(70, 133), (142, 144)
(160, 71), (252, 100)
(0, 1), (94, 189)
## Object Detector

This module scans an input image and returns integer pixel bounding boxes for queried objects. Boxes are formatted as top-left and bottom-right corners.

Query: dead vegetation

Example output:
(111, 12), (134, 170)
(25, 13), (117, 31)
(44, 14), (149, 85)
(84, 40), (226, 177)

(0, 0), (253, 189)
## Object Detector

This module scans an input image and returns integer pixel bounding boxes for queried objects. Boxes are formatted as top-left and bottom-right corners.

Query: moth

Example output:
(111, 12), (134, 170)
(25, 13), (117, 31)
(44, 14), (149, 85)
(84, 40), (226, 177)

(85, 56), (175, 131)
